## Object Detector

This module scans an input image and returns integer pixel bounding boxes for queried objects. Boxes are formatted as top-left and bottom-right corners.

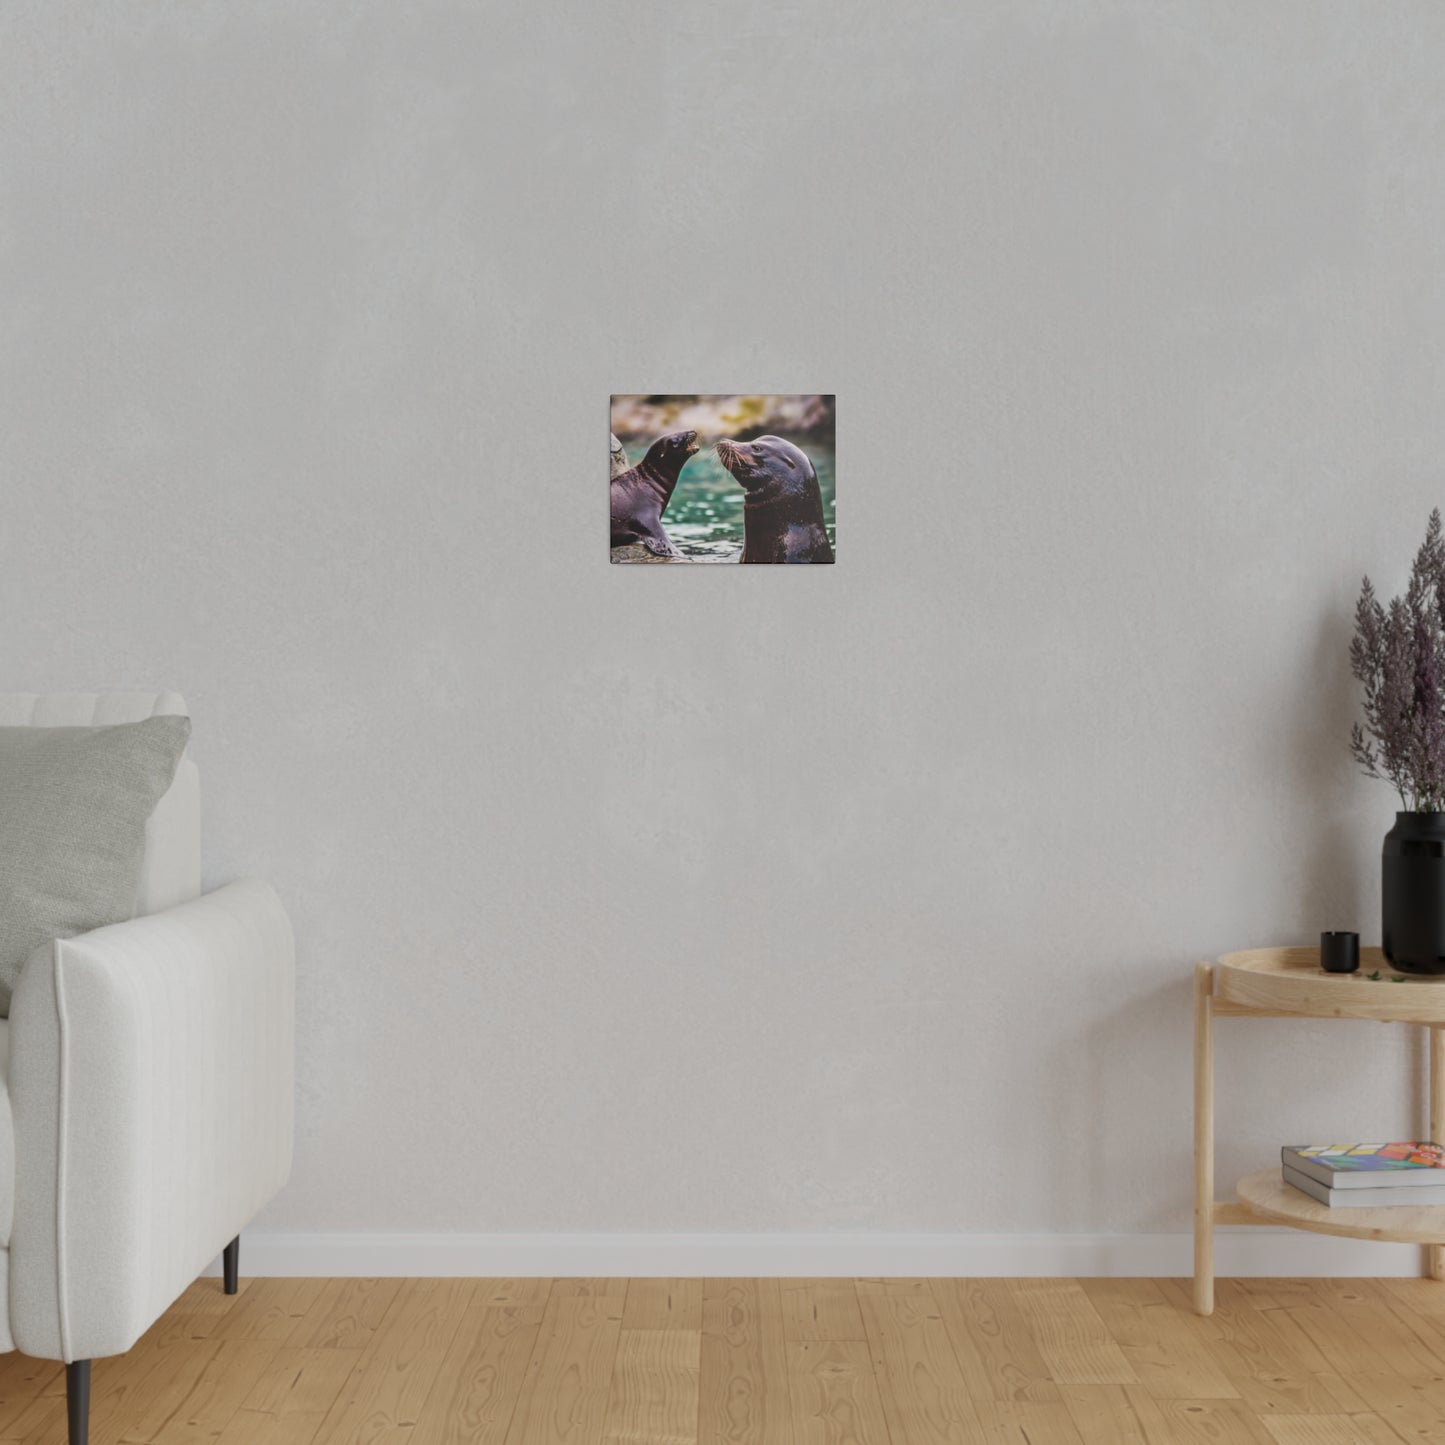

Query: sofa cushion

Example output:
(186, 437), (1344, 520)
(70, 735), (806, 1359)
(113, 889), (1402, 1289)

(0, 1018), (11, 1247)
(0, 694), (200, 919)
(0, 716), (191, 1015)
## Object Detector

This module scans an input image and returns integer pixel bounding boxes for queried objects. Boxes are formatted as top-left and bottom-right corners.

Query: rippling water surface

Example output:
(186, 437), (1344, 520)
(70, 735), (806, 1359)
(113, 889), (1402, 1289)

(650, 444), (836, 562)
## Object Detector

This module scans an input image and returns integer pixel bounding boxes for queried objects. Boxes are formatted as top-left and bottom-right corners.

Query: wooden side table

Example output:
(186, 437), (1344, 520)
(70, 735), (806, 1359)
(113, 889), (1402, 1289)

(1194, 946), (1445, 1315)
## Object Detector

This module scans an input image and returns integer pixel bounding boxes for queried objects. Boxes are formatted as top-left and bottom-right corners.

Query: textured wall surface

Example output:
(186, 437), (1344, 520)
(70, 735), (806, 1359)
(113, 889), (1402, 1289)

(3, 0), (1445, 1236)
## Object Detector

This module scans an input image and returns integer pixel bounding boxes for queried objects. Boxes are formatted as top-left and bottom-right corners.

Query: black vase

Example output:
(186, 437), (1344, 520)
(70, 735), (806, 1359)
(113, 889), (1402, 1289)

(1383, 812), (1445, 975)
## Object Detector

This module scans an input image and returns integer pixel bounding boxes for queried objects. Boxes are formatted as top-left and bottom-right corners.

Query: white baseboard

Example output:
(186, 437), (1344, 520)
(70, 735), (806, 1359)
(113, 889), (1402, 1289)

(203, 1229), (1429, 1278)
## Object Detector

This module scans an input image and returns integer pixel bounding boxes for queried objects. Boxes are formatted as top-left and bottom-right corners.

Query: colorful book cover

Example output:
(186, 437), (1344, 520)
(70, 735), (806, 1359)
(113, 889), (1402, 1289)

(1287, 1143), (1445, 1172)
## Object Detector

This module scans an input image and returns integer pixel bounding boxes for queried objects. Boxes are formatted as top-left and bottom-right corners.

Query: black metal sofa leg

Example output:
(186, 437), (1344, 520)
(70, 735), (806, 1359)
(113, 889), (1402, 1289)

(67, 1360), (90, 1445)
(223, 1235), (240, 1295)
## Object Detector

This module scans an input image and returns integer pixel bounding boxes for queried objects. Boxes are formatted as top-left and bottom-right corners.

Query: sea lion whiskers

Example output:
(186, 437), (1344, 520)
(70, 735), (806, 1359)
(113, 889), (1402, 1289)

(714, 437), (754, 479)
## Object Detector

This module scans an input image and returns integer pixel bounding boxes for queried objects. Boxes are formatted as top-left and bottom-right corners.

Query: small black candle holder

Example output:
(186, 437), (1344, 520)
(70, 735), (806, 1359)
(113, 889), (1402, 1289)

(1320, 931), (1360, 974)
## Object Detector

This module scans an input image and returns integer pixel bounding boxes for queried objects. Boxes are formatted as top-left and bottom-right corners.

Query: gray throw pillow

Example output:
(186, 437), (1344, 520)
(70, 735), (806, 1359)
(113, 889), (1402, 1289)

(0, 715), (192, 1014)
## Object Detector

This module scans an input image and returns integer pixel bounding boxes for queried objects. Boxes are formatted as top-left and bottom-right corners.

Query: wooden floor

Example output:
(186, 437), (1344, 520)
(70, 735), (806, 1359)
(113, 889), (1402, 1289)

(5, 1277), (1445, 1443)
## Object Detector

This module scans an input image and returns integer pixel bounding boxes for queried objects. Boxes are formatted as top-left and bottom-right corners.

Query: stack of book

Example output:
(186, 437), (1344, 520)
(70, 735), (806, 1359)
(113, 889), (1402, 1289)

(1283, 1143), (1445, 1207)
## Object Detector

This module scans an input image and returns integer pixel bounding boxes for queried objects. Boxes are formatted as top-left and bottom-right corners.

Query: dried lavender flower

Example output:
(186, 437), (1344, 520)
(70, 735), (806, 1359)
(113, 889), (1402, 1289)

(1352, 510), (1445, 811)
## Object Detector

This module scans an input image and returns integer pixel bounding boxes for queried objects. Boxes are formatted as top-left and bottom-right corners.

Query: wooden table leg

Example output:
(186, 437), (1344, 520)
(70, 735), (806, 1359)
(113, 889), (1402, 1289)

(1431, 1025), (1445, 1282)
(1194, 962), (1214, 1315)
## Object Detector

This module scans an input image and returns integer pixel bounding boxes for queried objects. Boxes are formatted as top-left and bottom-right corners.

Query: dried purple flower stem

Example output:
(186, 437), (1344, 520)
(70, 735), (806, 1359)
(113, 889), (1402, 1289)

(1352, 509), (1445, 811)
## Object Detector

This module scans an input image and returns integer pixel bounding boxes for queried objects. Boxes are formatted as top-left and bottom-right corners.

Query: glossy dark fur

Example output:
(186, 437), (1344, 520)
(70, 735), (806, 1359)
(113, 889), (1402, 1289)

(609, 430), (699, 557)
(715, 436), (834, 564)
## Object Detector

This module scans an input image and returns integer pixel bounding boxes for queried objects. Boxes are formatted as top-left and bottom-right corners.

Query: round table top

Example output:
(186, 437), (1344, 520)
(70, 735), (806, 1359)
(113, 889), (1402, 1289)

(1216, 946), (1445, 1023)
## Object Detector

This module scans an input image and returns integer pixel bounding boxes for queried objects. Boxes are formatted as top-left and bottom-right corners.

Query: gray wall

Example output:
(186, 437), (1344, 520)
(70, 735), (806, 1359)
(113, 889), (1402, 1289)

(3, 0), (1444, 1238)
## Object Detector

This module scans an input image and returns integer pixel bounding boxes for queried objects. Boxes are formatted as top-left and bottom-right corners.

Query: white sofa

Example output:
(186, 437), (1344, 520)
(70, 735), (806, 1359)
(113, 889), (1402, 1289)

(0, 692), (294, 1445)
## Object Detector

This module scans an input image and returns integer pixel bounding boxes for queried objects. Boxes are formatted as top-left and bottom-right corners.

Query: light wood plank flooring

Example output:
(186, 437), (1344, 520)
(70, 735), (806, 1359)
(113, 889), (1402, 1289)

(5, 1277), (1445, 1442)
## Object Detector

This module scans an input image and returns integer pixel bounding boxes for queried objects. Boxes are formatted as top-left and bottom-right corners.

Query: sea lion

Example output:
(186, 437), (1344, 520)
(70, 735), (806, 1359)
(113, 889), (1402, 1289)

(610, 429), (698, 558)
(714, 436), (834, 564)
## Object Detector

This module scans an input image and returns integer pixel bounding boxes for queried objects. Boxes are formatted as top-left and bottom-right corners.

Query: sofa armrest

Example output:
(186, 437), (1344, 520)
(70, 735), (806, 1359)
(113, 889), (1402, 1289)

(7, 879), (294, 1361)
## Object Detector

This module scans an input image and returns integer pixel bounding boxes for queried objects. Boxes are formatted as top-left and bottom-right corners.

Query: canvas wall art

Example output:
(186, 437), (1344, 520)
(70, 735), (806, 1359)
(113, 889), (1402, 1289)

(610, 395), (835, 564)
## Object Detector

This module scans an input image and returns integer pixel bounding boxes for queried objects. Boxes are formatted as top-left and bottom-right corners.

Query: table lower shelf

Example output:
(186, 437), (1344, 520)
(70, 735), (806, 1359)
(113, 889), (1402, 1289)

(1235, 1168), (1445, 1244)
